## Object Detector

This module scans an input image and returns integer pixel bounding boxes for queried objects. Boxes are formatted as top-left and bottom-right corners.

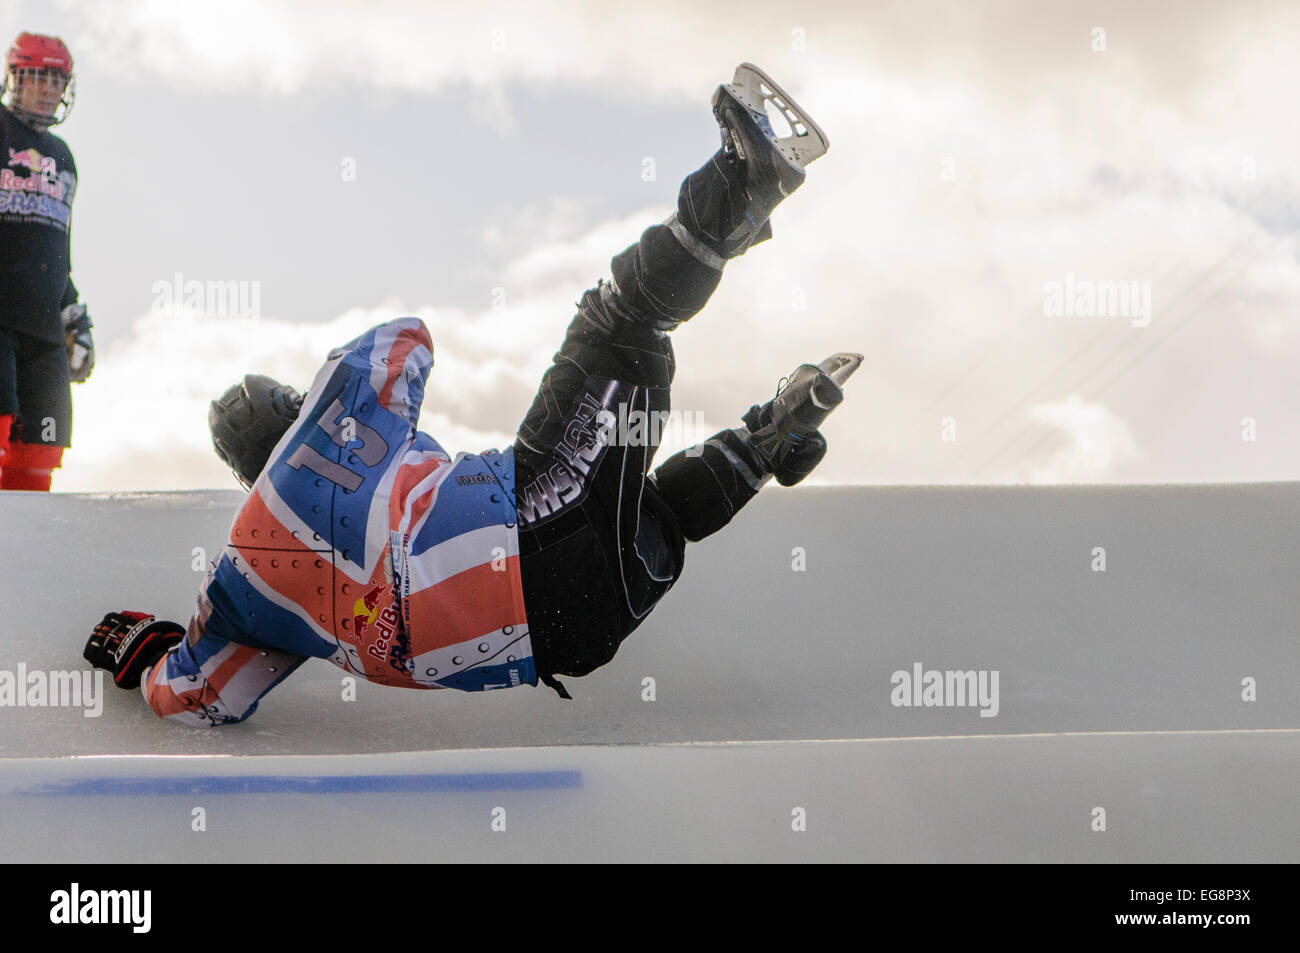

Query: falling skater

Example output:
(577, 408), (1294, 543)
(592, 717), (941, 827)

(84, 63), (861, 724)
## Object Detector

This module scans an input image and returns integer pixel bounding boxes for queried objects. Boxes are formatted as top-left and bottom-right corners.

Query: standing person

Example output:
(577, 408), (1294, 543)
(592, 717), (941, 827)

(83, 63), (860, 722)
(0, 32), (92, 492)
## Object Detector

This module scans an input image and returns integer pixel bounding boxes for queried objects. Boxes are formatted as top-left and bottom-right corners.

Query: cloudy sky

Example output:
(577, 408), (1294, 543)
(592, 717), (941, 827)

(3, 0), (1297, 490)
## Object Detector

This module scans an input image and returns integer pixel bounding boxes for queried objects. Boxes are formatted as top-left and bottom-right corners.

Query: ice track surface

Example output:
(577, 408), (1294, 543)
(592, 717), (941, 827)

(1, 486), (1298, 861)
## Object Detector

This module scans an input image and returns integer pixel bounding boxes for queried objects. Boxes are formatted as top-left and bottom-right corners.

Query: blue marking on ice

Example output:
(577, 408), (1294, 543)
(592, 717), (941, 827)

(17, 770), (584, 796)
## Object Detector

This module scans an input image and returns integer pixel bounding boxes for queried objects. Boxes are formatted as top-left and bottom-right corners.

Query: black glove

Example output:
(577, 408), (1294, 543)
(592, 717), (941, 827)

(61, 303), (94, 383)
(84, 611), (184, 689)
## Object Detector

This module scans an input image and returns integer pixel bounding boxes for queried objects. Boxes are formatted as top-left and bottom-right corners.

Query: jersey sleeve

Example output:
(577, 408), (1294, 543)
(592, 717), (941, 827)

(141, 609), (307, 727)
(323, 317), (434, 432)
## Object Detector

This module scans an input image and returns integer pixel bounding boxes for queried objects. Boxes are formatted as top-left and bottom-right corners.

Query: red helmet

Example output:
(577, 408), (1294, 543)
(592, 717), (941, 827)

(4, 32), (76, 128)
(7, 32), (73, 73)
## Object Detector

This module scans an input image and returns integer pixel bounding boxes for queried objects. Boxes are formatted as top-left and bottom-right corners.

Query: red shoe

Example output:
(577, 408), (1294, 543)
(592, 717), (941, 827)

(0, 441), (64, 491)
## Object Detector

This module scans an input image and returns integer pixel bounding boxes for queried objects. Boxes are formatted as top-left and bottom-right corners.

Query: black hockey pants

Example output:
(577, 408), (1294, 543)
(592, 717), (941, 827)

(514, 150), (777, 682)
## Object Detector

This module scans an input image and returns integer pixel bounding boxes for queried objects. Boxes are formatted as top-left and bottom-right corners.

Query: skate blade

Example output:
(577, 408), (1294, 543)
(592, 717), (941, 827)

(729, 61), (829, 167)
(816, 352), (863, 389)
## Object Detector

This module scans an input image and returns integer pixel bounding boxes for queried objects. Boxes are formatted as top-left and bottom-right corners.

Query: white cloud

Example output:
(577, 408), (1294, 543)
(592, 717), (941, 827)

(53, 197), (748, 492)
(1012, 394), (1140, 483)
(30, 0), (1300, 489)
(57, 304), (539, 491)
(60, 0), (787, 102)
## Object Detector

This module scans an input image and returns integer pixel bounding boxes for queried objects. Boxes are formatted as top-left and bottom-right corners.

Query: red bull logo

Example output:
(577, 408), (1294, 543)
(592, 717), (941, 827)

(7, 147), (56, 177)
(348, 582), (405, 668)
(351, 584), (385, 638)
(364, 606), (402, 665)
(2, 147), (64, 200)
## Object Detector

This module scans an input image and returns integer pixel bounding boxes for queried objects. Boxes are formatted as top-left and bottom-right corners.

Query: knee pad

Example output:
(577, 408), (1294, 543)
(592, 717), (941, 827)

(0, 441), (64, 491)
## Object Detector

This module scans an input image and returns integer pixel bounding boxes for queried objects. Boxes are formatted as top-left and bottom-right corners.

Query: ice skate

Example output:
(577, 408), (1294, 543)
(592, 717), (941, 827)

(669, 62), (830, 263)
(741, 352), (862, 486)
(711, 62), (830, 205)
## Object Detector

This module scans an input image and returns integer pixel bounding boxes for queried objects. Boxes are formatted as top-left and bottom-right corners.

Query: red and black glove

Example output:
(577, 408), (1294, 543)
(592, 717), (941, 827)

(83, 612), (184, 689)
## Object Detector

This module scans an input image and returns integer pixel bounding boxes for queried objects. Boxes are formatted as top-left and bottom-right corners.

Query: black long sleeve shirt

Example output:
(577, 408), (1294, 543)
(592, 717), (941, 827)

(0, 105), (78, 344)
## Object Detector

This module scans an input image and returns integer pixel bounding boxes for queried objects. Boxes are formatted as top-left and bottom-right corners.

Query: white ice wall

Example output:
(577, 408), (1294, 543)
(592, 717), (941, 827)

(1, 485), (1296, 860)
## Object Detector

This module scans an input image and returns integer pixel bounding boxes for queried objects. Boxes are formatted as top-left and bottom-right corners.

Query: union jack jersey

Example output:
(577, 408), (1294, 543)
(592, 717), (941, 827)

(143, 318), (536, 726)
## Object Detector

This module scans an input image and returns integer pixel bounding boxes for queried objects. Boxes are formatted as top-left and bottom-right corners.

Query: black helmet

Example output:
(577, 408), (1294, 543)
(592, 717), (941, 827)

(209, 374), (303, 489)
